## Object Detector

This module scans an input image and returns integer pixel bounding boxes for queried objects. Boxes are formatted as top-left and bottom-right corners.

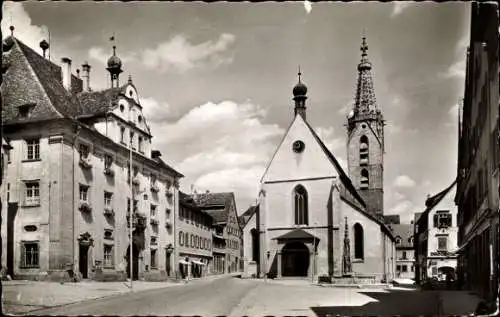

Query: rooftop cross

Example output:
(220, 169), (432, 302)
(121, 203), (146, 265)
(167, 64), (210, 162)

(298, 65), (302, 83)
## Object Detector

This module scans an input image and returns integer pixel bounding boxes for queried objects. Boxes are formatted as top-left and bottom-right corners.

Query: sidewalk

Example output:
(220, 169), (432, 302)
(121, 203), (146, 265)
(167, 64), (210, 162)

(2, 272), (241, 315)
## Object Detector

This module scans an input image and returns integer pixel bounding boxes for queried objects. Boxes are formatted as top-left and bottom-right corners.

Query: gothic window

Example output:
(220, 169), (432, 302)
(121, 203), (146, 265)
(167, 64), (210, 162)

(359, 135), (369, 166)
(360, 169), (369, 189)
(294, 185), (308, 225)
(354, 223), (364, 259)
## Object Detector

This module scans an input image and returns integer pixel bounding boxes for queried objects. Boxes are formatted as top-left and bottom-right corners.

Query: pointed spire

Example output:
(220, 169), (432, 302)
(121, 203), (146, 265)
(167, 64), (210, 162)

(352, 35), (378, 115)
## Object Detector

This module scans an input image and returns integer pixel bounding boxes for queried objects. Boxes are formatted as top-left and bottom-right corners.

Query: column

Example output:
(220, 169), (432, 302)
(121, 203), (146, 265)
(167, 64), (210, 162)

(277, 252), (282, 278)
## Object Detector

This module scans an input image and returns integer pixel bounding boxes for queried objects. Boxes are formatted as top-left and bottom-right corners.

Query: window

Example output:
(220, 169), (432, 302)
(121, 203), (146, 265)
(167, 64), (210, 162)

(150, 204), (157, 217)
(434, 212), (452, 228)
(138, 137), (143, 153)
(133, 199), (138, 213)
(120, 127), (125, 143)
(294, 185), (308, 225)
(79, 143), (90, 159)
(151, 174), (156, 186)
(438, 237), (448, 250)
(127, 198), (131, 214)
(130, 132), (135, 149)
(402, 265), (408, 272)
(411, 265), (414, 272)
(396, 237), (401, 244)
(179, 231), (184, 246)
(360, 169), (369, 189)
(402, 251), (407, 259)
(104, 192), (113, 207)
(25, 182), (40, 205)
(26, 139), (40, 160)
(150, 249), (157, 269)
(396, 265), (401, 272)
(103, 245), (114, 267)
(354, 223), (364, 259)
(79, 185), (89, 201)
(104, 155), (113, 169)
(359, 135), (369, 165)
(21, 242), (39, 268)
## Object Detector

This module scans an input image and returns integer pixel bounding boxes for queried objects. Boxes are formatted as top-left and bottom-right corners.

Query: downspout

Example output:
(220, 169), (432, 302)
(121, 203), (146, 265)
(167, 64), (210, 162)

(173, 181), (177, 280)
(72, 121), (81, 277)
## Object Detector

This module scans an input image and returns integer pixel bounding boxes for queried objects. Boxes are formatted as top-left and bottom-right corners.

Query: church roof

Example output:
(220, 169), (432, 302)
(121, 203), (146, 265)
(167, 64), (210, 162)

(425, 180), (457, 210)
(190, 192), (237, 225)
(273, 228), (318, 241)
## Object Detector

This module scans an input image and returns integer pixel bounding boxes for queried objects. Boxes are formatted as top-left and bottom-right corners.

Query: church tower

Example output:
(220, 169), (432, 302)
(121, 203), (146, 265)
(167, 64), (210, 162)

(347, 36), (385, 216)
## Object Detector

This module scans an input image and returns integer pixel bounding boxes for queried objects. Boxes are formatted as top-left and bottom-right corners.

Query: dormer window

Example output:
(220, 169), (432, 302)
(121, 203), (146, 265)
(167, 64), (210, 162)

(18, 103), (35, 119)
(138, 115), (142, 123)
(79, 144), (90, 159)
(120, 104), (124, 112)
(138, 136), (144, 153)
(120, 127), (125, 144)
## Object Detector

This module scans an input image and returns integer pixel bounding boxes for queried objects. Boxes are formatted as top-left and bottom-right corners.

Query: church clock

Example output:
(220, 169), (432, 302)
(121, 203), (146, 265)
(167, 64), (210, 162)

(292, 140), (305, 153)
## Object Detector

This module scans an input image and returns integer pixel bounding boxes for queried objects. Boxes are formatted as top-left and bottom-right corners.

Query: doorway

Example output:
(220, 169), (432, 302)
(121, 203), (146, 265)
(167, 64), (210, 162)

(126, 244), (139, 280)
(7, 203), (18, 277)
(79, 244), (89, 279)
(282, 241), (310, 277)
(165, 252), (171, 277)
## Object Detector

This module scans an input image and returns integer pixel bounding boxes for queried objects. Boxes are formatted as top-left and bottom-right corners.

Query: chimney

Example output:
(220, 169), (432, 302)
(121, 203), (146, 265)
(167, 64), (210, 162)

(81, 61), (91, 92)
(61, 57), (72, 91)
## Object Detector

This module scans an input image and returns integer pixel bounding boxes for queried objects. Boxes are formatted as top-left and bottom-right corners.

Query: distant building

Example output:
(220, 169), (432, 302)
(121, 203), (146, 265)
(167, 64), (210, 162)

(242, 37), (396, 283)
(455, 1), (499, 307)
(391, 224), (415, 279)
(384, 215), (401, 225)
(177, 192), (214, 279)
(192, 192), (242, 275)
(415, 181), (458, 284)
(0, 33), (182, 281)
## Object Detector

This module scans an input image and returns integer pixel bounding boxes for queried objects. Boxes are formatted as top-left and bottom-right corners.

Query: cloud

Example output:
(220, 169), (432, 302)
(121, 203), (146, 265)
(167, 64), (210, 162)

(391, 2), (413, 17)
(442, 59), (466, 79)
(304, 1), (312, 14)
(140, 97), (175, 123)
(390, 199), (421, 223)
(393, 175), (417, 188)
(148, 100), (284, 206)
(315, 127), (344, 153)
(89, 47), (137, 65)
(1, 2), (48, 48)
(141, 33), (236, 73)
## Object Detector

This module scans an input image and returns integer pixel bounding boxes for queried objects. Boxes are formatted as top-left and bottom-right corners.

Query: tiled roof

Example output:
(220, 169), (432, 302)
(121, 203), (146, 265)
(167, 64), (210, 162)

(239, 205), (259, 227)
(152, 156), (183, 178)
(384, 215), (401, 225)
(425, 180), (457, 209)
(77, 88), (122, 116)
(391, 224), (414, 248)
(191, 192), (236, 224)
(178, 191), (212, 219)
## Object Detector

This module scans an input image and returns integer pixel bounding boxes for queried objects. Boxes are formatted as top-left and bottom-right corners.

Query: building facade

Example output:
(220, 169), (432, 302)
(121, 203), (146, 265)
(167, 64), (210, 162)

(415, 181), (458, 284)
(192, 192), (242, 275)
(1, 34), (182, 281)
(242, 37), (396, 283)
(391, 224), (416, 280)
(455, 1), (500, 308)
(177, 192), (214, 278)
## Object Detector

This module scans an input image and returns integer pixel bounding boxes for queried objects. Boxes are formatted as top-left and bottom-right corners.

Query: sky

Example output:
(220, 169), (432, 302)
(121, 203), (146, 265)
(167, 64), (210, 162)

(2, 1), (470, 223)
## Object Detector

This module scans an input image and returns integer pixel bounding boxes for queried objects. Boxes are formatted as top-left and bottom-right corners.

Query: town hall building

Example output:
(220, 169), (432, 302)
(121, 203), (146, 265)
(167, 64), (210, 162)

(242, 37), (396, 283)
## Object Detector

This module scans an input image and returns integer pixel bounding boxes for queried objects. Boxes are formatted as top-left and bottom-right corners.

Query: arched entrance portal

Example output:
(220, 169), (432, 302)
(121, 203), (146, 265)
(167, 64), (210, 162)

(282, 241), (309, 277)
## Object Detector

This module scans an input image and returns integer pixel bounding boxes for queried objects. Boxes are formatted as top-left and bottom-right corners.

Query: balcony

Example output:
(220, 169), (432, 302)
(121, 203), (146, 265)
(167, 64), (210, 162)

(213, 244), (226, 253)
(79, 157), (93, 170)
(79, 200), (92, 213)
(165, 220), (172, 229)
(126, 213), (147, 229)
(150, 218), (159, 226)
(103, 207), (114, 217)
(151, 183), (160, 193)
(103, 167), (115, 177)
(213, 231), (225, 239)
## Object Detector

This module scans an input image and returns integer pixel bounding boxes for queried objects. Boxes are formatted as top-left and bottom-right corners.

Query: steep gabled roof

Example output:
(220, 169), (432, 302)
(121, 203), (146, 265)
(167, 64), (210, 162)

(178, 191), (213, 219)
(425, 179), (457, 210)
(391, 224), (414, 248)
(191, 192), (237, 224)
(77, 87), (122, 116)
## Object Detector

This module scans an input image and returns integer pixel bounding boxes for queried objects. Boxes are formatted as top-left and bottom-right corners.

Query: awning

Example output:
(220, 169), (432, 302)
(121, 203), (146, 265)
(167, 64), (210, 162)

(192, 260), (206, 266)
(179, 260), (190, 265)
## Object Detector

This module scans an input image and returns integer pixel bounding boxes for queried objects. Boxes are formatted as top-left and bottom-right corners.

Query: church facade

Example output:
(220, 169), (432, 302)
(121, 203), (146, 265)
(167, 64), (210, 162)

(242, 37), (396, 283)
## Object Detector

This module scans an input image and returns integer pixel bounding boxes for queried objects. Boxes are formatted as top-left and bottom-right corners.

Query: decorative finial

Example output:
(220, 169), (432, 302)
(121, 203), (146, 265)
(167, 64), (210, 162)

(298, 65), (302, 83)
(128, 74), (133, 84)
(9, 25), (15, 37)
(361, 36), (368, 56)
(112, 45), (117, 56)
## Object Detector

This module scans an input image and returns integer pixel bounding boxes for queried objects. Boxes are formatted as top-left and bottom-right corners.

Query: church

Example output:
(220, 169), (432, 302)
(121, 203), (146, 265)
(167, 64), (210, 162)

(241, 37), (396, 283)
